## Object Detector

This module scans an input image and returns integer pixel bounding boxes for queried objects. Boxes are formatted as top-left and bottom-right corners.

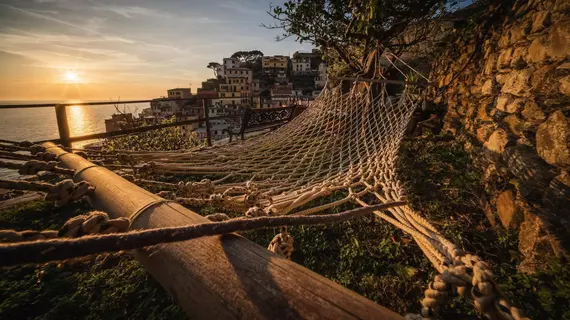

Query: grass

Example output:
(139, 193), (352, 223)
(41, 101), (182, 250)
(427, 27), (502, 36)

(0, 201), (186, 320)
(1, 134), (569, 319)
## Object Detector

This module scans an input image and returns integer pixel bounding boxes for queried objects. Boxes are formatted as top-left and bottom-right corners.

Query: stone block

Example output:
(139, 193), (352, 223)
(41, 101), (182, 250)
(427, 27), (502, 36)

(509, 20), (532, 44)
(560, 75), (570, 96)
(521, 101), (546, 123)
(485, 128), (509, 153)
(536, 111), (570, 168)
(484, 53), (497, 75)
(481, 79), (496, 96)
(504, 145), (557, 196)
(548, 21), (570, 59)
(477, 124), (495, 143)
(501, 69), (532, 96)
(497, 189), (522, 229)
(497, 48), (513, 69)
(504, 115), (524, 136)
(518, 211), (541, 255)
(532, 11), (551, 33)
(498, 32), (510, 48)
(496, 95), (523, 113)
(511, 47), (528, 69)
(531, 64), (558, 96)
(477, 99), (494, 122)
(528, 36), (548, 63)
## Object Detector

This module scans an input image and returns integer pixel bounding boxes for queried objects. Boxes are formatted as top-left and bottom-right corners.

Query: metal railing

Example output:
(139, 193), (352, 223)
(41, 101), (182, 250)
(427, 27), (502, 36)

(0, 98), (297, 148)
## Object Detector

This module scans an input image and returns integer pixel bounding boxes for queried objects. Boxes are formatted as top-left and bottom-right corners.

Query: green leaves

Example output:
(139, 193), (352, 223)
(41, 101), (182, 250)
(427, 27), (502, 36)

(103, 117), (202, 152)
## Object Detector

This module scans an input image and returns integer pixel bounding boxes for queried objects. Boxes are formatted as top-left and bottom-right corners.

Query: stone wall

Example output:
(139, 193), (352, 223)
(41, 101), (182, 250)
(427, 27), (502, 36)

(428, 0), (569, 272)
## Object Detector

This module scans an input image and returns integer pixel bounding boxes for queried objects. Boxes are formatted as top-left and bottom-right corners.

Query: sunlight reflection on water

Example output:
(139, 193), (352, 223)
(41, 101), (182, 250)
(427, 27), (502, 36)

(0, 103), (146, 178)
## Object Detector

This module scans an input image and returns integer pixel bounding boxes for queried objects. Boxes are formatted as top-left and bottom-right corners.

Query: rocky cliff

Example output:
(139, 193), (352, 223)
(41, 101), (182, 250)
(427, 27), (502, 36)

(428, 0), (569, 272)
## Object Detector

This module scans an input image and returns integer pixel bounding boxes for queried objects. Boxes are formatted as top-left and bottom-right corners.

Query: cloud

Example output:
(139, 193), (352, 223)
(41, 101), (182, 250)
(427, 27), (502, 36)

(94, 6), (166, 19)
(0, 4), (103, 36)
(217, 1), (266, 15)
(0, 0), (311, 100)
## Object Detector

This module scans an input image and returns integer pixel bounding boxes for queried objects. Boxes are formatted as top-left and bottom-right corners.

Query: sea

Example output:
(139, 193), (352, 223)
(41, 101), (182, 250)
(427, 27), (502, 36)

(0, 100), (148, 179)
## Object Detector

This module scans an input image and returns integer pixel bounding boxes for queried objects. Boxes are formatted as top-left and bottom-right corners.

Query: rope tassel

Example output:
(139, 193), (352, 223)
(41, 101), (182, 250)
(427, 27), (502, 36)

(0, 202), (405, 267)
(268, 229), (294, 259)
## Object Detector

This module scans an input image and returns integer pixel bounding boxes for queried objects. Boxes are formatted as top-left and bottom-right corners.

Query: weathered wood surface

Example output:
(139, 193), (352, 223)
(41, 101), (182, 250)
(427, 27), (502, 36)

(55, 105), (71, 148)
(43, 142), (403, 320)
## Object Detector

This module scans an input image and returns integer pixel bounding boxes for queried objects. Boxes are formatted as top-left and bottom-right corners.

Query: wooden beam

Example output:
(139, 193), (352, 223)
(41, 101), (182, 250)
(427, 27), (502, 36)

(0, 97), (195, 109)
(42, 142), (403, 320)
(54, 105), (71, 148)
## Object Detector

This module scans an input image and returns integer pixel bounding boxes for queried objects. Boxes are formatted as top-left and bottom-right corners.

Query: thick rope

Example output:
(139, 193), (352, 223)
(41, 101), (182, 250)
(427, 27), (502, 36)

(0, 179), (94, 206)
(0, 202), (404, 267)
(0, 160), (74, 176)
(0, 211), (129, 243)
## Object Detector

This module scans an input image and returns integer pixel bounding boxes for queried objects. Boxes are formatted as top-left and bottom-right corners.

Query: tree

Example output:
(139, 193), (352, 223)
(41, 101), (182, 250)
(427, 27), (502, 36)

(231, 50), (264, 63)
(264, 0), (458, 77)
(207, 62), (221, 77)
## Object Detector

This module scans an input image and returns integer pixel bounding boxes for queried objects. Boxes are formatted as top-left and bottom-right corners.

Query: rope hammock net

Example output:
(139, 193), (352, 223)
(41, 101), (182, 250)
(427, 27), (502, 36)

(93, 56), (525, 319)
(0, 53), (528, 320)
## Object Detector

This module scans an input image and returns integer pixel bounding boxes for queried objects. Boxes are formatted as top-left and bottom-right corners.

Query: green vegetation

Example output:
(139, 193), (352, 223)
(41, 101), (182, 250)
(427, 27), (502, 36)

(0, 201), (186, 320)
(265, 0), (461, 78)
(1, 135), (569, 319)
(102, 118), (202, 152)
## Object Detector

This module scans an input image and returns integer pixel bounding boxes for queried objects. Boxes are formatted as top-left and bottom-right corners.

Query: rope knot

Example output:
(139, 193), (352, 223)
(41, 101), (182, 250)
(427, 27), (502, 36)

(267, 229), (294, 259)
(35, 152), (57, 162)
(117, 153), (136, 165)
(29, 144), (46, 155)
(46, 179), (95, 206)
(18, 160), (57, 175)
(156, 190), (176, 200)
(245, 206), (266, 217)
(181, 179), (214, 197)
(209, 193), (226, 202)
(59, 211), (130, 237)
(137, 162), (155, 177)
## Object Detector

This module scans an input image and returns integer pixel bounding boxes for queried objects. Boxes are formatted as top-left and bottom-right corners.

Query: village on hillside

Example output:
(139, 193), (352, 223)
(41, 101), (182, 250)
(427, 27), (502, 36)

(105, 50), (327, 142)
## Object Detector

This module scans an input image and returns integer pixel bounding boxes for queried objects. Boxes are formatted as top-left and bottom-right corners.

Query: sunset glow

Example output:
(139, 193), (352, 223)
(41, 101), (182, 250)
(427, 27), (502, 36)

(0, 1), (310, 101)
(63, 71), (80, 83)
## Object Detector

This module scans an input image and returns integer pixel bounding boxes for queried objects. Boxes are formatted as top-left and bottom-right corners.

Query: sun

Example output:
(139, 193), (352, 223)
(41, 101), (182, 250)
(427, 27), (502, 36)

(63, 71), (81, 83)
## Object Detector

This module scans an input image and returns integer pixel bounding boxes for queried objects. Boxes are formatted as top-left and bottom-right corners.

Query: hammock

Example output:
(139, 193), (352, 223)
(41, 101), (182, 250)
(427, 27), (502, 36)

(0, 52), (527, 319)
(104, 63), (525, 318)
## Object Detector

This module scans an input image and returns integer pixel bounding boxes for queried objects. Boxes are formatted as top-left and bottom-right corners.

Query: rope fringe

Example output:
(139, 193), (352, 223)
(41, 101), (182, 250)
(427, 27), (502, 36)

(0, 211), (129, 243)
(0, 202), (404, 267)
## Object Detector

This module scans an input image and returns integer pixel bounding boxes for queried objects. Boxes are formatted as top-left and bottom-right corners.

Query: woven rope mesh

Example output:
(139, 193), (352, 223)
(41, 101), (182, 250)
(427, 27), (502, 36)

(128, 81), (420, 216)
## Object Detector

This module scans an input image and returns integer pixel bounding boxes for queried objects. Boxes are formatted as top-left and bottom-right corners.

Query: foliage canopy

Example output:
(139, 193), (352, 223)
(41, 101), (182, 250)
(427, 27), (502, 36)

(265, 0), (460, 77)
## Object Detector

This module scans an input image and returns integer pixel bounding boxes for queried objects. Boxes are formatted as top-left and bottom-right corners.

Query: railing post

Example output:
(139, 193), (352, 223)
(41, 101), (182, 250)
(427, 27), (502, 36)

(54, 104), (71, 148)
(203, 99), (212, 146)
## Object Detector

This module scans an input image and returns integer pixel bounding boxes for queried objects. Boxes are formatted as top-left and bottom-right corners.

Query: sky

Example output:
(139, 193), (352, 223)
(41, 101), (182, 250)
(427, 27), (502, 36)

(0, 0), (311, 101)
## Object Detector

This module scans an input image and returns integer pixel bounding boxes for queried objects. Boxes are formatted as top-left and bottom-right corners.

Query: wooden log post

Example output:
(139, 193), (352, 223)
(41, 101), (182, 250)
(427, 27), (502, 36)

(203, 100), (212, 146)
(54, 104), (71, 148)
(42, 142), (403, 320)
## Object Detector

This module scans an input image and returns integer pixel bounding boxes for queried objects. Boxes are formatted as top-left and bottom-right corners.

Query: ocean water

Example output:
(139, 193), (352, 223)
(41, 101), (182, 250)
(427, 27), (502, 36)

(0, 101), (147, 178)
